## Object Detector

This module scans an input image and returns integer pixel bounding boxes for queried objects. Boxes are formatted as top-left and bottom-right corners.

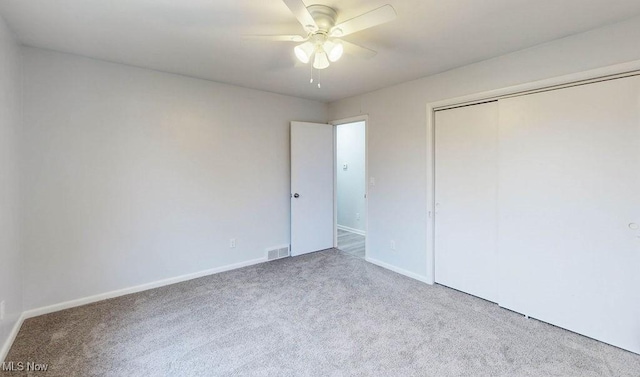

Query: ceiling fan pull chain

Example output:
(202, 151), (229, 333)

(309, 65), (320, 89)
(310, 63), (314, 84)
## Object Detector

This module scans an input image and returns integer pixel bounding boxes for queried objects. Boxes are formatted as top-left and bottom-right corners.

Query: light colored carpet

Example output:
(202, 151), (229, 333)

(4, 250), (640, 376)
(337, 229), (365, 258)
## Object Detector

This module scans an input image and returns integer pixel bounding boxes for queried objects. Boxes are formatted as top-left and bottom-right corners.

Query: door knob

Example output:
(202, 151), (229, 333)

(293, 193), (300, 198)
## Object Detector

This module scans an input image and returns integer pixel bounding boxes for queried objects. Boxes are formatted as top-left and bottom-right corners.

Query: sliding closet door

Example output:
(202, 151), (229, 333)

(435, 102), (499, 302)
(498, 76), (640, 354)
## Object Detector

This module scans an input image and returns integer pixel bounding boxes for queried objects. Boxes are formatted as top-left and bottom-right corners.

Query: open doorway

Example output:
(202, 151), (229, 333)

(335, 120), (366, 259)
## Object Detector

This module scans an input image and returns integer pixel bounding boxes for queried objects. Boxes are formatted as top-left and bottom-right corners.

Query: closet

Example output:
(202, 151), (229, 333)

(434, 75), (640, 354)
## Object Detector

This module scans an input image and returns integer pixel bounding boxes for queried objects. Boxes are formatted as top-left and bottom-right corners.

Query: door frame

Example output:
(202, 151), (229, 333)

(426, 60), (640, 285)
(331, 115), (369, 259)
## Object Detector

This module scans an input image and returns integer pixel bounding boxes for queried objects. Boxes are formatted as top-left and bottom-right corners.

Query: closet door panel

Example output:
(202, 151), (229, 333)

(498, 76), (640, 354)
(435, 101), (499, 302)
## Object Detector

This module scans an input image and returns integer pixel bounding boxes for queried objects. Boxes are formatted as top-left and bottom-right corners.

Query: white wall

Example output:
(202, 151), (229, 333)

(336, 121), (366, 233)
(21, 48), (327, 310)
(0, 14), (22, 357)
(328, 16), (640, 280)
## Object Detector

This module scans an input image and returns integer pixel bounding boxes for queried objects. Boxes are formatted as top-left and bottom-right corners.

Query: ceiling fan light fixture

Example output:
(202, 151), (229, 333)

(325, 40), (344, 62)
(253, 1), (395, 83)
(294, 41), (314, 64)
(313, 50), (330, 69)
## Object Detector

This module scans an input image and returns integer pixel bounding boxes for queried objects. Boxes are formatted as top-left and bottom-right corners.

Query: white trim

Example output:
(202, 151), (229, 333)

(333, 124), (338, 249)
(330, 115), (369, 126)
(331, 115), (369, 260)
(425, 58), (640, 286)
(1, 313), (26, 362)
(366, 257), (431, 285)
(426, 103), (436, 285)
(23, 257), (267, 319)
(428, 61), (640, 112)
(336, 224), (366, 236)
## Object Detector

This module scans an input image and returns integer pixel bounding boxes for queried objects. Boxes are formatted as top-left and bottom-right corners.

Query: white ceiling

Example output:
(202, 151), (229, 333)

(1, 0), (640, 102)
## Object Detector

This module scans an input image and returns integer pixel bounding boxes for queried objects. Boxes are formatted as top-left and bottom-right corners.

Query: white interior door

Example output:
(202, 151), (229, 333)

(435, 101), (499, 302)
(291, 121), (334, 256)
(497, 76), (640, 354)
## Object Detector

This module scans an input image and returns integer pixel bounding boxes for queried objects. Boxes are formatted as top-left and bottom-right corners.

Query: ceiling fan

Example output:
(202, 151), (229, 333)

(247, 0), (397, 71)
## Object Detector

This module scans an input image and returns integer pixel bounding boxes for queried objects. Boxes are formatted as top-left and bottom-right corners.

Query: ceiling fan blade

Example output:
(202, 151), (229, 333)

(282, 0), (318, 32)
(331, 4), (396, 37)
(243, 35), (307, 42)
(342, 40), (377, 59)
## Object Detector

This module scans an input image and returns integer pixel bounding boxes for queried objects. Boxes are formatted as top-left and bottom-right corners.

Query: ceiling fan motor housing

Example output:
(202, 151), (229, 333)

(307, 5), (338, 34)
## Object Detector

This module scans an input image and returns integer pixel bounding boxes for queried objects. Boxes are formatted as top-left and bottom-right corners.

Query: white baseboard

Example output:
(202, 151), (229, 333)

(24, 257), (268, 319)
(337, 224), (366, 236)
(1, 256), (268, 360)
(365, 257), (433, 285)
(1, 312), (26, 362)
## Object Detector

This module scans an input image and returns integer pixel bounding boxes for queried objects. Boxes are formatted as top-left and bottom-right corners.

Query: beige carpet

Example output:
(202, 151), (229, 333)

(3, 250), (639, 376)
